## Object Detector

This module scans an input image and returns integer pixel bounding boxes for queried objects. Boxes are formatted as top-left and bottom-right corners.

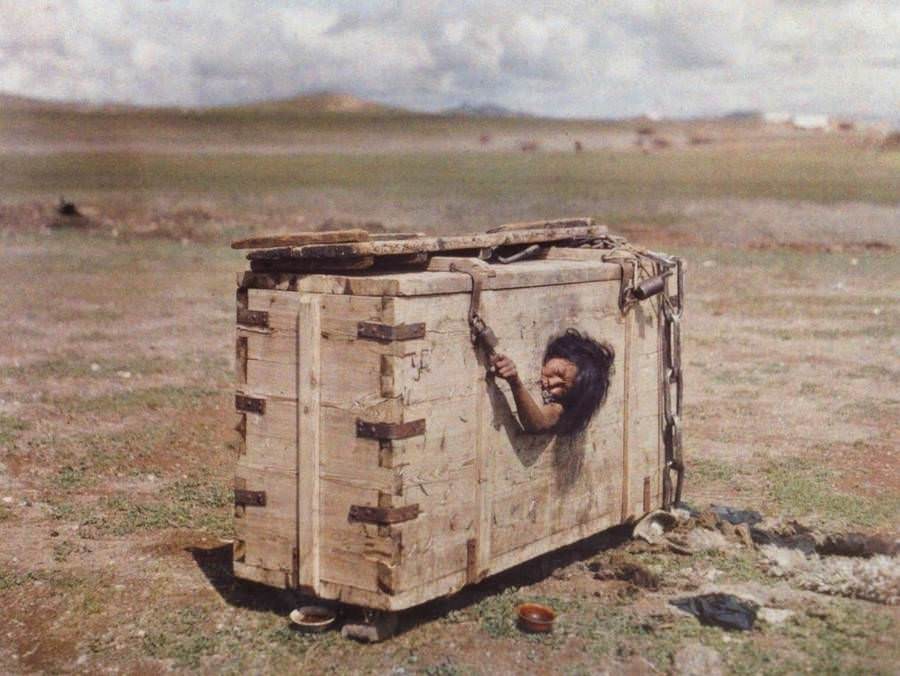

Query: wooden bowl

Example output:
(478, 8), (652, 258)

(289, 606), (337, 633)
(517, 603), (556, 633)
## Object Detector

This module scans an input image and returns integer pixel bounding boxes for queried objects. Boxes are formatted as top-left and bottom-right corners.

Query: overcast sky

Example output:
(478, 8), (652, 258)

(1, 0), (897, 119)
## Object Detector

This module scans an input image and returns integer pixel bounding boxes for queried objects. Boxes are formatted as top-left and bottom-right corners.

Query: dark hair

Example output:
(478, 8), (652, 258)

(543, 328), (615, 435)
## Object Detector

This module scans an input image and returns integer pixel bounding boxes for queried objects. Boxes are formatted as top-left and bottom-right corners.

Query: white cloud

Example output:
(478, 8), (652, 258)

(0, 0), (897, 118)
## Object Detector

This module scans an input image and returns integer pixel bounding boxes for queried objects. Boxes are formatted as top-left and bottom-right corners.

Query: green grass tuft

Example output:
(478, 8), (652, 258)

(765, 458), (899, 528)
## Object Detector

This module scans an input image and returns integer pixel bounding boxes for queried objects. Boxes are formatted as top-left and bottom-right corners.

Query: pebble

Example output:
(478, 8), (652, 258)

(1, 496), (13, 504)
(759, 607), (794, 625)
(116, 371), (132, 379)
(90, 363), (100, 372)
(672, 642), (723, 676)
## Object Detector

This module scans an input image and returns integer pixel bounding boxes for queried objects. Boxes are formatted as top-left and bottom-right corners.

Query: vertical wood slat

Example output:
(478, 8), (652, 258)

(474, 366), (492, 581)
(621, 306), (632, 521)
(297, 295), (322, 591)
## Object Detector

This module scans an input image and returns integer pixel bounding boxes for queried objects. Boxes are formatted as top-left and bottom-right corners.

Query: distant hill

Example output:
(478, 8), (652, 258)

(222, 91), (405, 115)
(0, 92), (140, 113)
(0, 90), (405, 116)
(442, 102), (529, 118)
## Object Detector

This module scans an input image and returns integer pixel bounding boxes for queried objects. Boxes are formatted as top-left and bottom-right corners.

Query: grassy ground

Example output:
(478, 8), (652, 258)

(2, 145), (899, 204)
(0, 113), (898, 672)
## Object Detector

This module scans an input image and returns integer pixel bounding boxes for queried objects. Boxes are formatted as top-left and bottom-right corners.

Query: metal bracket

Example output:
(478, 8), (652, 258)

(357, 322), (426, 342)
(348, 503), (420, 525)
(236, 308), (269, 328)
(356, 418), (426, 440)
(234, 489), (267, 507)
(235, 394), (266, 415)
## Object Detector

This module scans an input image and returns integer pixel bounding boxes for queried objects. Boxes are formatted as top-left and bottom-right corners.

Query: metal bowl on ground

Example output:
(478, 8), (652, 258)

(289, 606), (337, 633)
(517, 603), (556, 633)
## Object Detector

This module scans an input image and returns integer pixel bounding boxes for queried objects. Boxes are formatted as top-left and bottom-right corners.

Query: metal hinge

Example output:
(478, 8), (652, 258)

(356, 418), (426, 440)
(357, 322), (426, 341)
(348, 503), (420, 525)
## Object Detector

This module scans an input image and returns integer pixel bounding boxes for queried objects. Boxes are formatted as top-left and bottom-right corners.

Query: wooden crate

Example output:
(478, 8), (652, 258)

(232, 247), (668, 611)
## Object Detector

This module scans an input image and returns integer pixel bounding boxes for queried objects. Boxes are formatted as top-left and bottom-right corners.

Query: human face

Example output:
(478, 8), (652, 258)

(541, 357), (578, 401)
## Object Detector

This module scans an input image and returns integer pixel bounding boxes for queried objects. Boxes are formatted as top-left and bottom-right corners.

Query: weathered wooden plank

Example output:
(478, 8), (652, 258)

(250, 256), (375, 273)
(297, 295), (322, 591)
(489, 510), (619, 576)
(239, 329), (296, 369)
(234, 464), (296, 576)
(240, 398), (296, 441)
(233, 560), (291, 589)
(239, 258), (622, 297)
(232, 228), (371, 250)
(491, 489), (551, 556)
(244, 430), (295, 470)
(318, 479), (383, 591)
(247, 288), (303, 319)
(247, 222), (607, 259)
(486, 217), (594, 233)
(244, 360), (295, 399)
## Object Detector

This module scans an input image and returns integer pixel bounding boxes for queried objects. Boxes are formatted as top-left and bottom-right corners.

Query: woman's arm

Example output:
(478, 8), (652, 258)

(491, 354), (562, 433)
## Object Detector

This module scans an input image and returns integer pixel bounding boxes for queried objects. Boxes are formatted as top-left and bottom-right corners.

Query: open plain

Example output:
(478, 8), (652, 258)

(0, 96), (898, 673)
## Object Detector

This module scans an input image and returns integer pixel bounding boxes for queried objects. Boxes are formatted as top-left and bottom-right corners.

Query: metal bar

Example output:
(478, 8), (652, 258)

(234, 489), (267, 507)
(357, 322), (426, 342)
(236, 308), (269, 328)
(356, 418), (426, 440)
(347, 504), (420, 525)
(235, 394), (266, 415)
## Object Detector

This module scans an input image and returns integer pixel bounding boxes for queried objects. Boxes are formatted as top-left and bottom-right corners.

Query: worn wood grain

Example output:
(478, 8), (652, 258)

(247, 222), (607, 259)
(297, 295), (322, 591)
(232, 228), (370, 250)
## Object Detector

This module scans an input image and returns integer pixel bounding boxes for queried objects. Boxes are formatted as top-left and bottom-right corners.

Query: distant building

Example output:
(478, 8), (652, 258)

(764, 112), (791, 124)
(792, 114), (830, 130)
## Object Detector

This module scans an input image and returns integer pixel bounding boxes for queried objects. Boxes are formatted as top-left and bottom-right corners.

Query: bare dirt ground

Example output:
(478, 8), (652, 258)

(0, 112), (898, 673)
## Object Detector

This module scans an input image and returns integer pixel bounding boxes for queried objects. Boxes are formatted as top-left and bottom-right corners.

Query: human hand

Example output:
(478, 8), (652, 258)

(490, 353), (519, 383)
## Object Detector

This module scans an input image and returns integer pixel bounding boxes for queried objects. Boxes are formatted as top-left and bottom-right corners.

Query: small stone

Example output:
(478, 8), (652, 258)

(702, 260), (716, 268)
(686, 528), (729, 552)
(50, 530), (59, 537)
(90, 363), (100, 372)
(872, 307), (881, 315)
(76, 655), (89, 666)
(672, 642), (723, 676)
(116, 371), (131, 379)
(1, 496), (13, 504)
(759, 607), (794, 625)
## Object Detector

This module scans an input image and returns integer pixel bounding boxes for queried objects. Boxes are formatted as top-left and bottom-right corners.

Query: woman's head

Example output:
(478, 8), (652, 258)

(542, 329), (615, 435)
